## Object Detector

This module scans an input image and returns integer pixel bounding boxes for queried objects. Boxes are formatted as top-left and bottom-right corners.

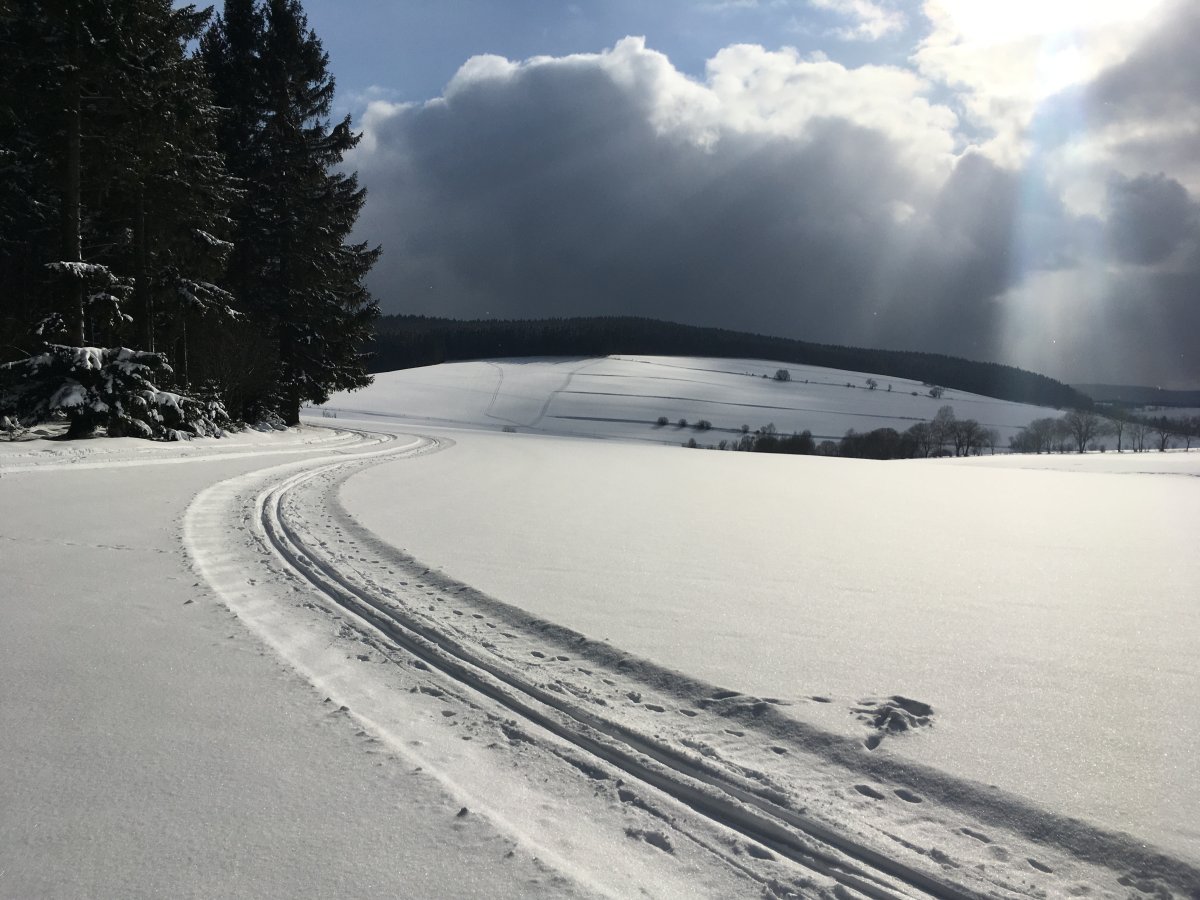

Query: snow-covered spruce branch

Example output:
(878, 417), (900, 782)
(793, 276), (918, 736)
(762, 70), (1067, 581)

(0, 345), (230, 440)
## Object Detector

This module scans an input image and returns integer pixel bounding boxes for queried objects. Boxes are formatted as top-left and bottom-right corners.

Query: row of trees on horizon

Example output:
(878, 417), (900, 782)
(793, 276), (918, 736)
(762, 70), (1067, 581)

(681, 405), (1002, 459)
(679, 406), (1199, 459)
(0, 0), (377, 438)
(1009, 409), (1198, 454)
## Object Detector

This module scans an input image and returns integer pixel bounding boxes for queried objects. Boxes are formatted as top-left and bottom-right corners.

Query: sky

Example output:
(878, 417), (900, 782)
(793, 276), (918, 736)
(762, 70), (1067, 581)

(266, 0), (1199, 388)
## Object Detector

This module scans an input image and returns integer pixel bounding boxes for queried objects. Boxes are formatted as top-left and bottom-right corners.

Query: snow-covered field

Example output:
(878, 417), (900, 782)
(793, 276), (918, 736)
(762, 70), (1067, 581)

(3, 355), (1197, 899)
(321, 355), (1064, 445)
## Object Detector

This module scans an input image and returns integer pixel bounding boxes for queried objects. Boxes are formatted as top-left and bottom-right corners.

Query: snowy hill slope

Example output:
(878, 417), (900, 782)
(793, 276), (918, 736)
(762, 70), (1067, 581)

(319, 355), (1064, 444)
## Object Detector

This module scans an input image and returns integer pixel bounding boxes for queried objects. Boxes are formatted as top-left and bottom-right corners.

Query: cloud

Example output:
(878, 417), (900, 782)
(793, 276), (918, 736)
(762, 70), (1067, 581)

(350, 34), (1200, 386)
(913, 0), (1170, 165)
(808, 0), (906, 41)
(1105, 173), (1198, 266)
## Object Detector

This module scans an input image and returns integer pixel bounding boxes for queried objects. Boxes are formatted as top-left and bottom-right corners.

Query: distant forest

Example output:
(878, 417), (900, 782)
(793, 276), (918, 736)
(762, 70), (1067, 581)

(372, 315), (1091, 411)
(1072, 384), (1200, 408)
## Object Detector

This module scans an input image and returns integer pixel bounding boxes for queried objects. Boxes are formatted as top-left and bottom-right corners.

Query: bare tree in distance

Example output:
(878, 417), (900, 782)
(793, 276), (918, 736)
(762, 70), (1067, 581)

(954, 418), (986, 456)
(1011, 417), (1059, 454)
(907, 421), (936, 457)
(1051, 418), (1072, 454)
(1150, 417), (1174, 452)
(931, 405), (956, 454)
(1183, 416), (1199, 450)
(1127, 419), (1149, 452)
(1107, 412), (1127, 452)
(1063, 410), (1102, 453)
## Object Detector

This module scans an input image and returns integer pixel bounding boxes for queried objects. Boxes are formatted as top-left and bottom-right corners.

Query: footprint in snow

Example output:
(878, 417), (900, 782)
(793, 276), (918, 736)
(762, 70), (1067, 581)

(625, 828), (673, 854)
(1027, 858), (1053, 873)
(643, 704), (665, 713)
(894, 788), (923, 803)
(530, 651), (546, 659)
(854, 695), (934, 750)
(854, 784), (886, 800)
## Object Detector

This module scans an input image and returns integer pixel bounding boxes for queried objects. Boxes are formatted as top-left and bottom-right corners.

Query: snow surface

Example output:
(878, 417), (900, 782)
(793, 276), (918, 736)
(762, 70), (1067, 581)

(0, 430), (605, 899)
(320, 355), (1065, 445)
(4, 356), (1198, 899)
(341, 429), (1200, 861)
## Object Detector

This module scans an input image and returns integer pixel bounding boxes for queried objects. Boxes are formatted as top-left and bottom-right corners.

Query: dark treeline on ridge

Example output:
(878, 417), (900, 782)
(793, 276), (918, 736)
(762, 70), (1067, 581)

(1072, 384), (1200, 409)
(373, 315), (1091, 411)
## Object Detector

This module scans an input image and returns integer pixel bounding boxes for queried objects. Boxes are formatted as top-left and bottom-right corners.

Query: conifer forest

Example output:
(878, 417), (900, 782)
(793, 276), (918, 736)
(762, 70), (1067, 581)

(0, 0), (379, 438)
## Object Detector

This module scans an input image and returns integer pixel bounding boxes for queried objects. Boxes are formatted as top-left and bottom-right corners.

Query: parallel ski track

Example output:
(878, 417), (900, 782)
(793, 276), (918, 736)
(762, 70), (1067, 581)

(256, 429), (993, 900)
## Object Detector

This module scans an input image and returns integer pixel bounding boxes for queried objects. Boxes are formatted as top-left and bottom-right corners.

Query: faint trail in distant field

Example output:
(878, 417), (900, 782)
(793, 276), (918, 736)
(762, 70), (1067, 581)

(482, 362), (522, 427)
(530, 359), (605, 428)
(482, 359), (606, 430)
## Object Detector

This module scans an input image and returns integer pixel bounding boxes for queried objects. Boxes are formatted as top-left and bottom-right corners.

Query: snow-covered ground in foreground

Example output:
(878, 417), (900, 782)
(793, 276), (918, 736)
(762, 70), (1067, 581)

(0, 429), (606, 899)
(342, 429), (1200, 862)
(4, 356), (1198, 899)
(321, 355), (1064, 445)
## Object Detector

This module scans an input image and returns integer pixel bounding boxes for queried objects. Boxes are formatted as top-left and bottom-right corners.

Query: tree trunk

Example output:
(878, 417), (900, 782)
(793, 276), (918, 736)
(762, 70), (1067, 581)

(178, 315), (189, 388)
(284, 384), (300, 426)
(279, 326), (300, 425)
(62, 5), (85, 346)
(134, 186), (153, 351)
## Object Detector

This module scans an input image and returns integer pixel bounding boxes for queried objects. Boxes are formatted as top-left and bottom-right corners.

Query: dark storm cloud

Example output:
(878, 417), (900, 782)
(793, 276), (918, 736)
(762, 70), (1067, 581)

(349, 34), (1197, 384)
(1105, 173), (1198, 266)
(1086, 0), (1200, 126)
(1043, 1), (1200, 195)
(351, 41), (1037, 363)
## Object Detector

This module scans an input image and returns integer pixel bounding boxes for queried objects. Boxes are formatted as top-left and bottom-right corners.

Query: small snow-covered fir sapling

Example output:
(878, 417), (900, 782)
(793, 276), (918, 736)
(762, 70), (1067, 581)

(0, 345), (230, 440)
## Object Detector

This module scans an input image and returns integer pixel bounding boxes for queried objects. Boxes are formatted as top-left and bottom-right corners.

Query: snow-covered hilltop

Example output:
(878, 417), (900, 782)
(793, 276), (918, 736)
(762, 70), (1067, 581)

(319, 354), (1064, 446)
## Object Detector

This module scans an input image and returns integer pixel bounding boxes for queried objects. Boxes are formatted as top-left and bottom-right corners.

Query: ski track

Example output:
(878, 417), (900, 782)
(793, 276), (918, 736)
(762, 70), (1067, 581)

(181, 424), (1200, 900)
(484, 359), (604, 429)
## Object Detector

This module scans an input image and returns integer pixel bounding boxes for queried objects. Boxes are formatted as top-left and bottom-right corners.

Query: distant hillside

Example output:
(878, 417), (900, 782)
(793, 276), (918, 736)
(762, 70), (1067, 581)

(1073, 384), (1200, 408)
(370, 315), (1091, 411)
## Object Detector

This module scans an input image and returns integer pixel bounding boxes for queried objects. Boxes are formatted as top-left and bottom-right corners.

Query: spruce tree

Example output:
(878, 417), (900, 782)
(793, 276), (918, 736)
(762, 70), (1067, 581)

(1, 1), (235, 440)
(0, 1), (95, 350)
(204, 0), (379, 425)
(89, 0), (238, 369)
(199, 0), (263, 306)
